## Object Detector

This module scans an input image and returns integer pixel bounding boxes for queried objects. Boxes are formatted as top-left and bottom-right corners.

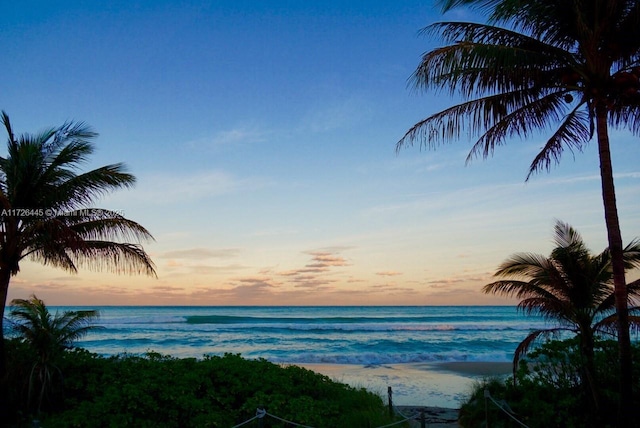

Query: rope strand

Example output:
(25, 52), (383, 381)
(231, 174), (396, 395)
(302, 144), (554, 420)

(485, 390), (531, 428)
(264, 411), (315, 428)
(231, 404), (462, 428)
(230, 408), (266, 428)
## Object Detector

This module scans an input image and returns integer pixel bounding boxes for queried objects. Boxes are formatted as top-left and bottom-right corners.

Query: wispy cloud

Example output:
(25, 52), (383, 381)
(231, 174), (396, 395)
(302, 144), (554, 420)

(190, 276), (279, 303)
(274, 249), (352, 289)
(187, 126), (271, 149)
(306, 251), (351, 267)
(142, 171), (253, 200)
(30, 281), (69, 291)
(428, 278), (467, 288)
(105, 170), (273, 206)
(157, 248), (246, 277)
(427, 286), (477, 298)
(189, 264), (248, 275)
(376, 271), (403, 277)
(248, 228), (300, 238)
(302, 96), (373, 133)
(151, 285), (186, 293)
(369, 284), (419, 295)
(162, 262), (248, 276)
(426, 271), (493, 289)
(160, 248), (241, 259)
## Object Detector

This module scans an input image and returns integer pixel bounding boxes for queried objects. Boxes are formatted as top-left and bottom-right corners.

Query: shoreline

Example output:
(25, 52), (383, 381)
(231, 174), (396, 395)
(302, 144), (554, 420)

(291, 361), (512, 408)
(425, 361), (513, 376)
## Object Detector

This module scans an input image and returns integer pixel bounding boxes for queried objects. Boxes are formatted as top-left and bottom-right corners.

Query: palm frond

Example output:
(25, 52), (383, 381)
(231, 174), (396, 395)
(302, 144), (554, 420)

(614, 1), (640, 59)
(49, 121), (97, 148)
(42, 140), (93, 175)
(493, 252), (573, 299)
(26, 248), (79, 273)
(413, 40), (553, 98)
(1, 110), (16, 145)
(465, 91), (581, 165)
(50, 309), (104, 348)
(595, 290), (617, 313)
(54, 164), (136, 210)
(628, 278), (640, 298)
(526, 108), (591, 179)
(493, 252), (550, 276)
(594, 311), (640, 336)
(518, 296), (574, 321)
(20, 211), (155, 276)
(553, 220), (586, 249)
(397, 91), (522, 152)
(622, 238), (640, 269)
(423, 21), (569, 59)
(396, 20), (583, 156)
(20, 217), (87, 263)
(513, 327), (569, 376)
(67, 241), (156, 276)
(63, 209), (154, 243)
(610, 103), (640, 135)
(483, 279), (558, 301)
(437, 0), (500, 13)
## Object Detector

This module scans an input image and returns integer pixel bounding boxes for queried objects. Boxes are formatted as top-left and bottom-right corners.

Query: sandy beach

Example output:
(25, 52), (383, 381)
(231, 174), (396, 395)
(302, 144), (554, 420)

(295, 361), (512, 408)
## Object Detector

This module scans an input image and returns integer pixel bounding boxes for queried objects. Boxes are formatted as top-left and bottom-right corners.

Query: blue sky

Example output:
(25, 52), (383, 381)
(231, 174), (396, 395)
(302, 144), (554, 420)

(3, 0), (639, 306)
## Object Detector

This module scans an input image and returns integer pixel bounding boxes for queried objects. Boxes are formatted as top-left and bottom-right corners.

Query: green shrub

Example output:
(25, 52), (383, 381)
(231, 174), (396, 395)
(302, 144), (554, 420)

(4, 343), (405, 428)
(459, 339), (640, 428)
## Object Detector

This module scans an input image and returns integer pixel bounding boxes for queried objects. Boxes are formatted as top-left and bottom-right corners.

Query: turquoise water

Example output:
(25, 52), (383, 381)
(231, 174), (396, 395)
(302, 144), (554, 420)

(38, 306), (545, 364)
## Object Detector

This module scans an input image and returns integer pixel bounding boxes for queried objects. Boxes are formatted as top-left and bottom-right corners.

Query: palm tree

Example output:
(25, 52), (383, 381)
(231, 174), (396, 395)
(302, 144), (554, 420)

(396, 0), (640, 417)
(9, 295), (103, 411)
(0, 111), (156, 378)
(483, 220), (640, 413)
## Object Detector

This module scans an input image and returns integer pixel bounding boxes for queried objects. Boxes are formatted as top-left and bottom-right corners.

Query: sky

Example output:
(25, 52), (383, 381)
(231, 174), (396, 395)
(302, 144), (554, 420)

(2, 0), (639, 306)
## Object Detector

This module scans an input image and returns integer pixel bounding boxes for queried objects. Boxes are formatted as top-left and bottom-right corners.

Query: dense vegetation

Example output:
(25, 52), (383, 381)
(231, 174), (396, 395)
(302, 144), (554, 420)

(459, 338), (640, 428)
(4, 338), (402, 428)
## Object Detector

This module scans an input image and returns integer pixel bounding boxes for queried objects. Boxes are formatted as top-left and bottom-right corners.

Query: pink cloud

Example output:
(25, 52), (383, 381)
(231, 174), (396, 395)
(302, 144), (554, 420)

(375, 271), (403, 277)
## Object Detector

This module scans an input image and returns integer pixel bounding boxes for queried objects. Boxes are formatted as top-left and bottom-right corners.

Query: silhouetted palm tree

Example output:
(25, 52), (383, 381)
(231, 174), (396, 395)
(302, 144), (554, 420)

(483, 220), (640, 412)
(0, 111), (156, 377)
(397, 0), (640, 416)
(9, 295), (103, 411)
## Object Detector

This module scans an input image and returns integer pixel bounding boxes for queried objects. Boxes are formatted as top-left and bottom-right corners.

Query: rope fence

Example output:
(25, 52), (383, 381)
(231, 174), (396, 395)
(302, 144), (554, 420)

(230, 385), (465, 428)
(230, 406), (420, 428)
(229, 385), (532, 428)
(484, 389), (531, 428)
(230, 408), (314, 428)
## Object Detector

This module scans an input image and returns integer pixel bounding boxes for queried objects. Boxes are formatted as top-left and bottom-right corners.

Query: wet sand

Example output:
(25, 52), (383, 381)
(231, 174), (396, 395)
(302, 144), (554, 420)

(294, 361), (512, 408)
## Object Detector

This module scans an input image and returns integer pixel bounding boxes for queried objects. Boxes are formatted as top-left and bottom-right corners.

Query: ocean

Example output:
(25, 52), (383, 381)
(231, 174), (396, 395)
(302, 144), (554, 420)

(57, 305), (544, 364)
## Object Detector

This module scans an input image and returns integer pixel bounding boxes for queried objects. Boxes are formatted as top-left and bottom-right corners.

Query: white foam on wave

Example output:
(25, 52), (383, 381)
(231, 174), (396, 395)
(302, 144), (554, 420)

(97, 316), (187, 325)
(269, 350), (512, 365)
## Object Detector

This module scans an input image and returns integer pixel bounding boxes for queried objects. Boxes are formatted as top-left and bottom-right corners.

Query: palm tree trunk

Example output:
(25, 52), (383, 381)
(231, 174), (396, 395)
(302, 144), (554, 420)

(580, 329), (600, 415)
(0, 217), (20, 379)
(0, 266), (12, 419)
(595, 104), (633, 425)
(0, 272), (7, 371)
